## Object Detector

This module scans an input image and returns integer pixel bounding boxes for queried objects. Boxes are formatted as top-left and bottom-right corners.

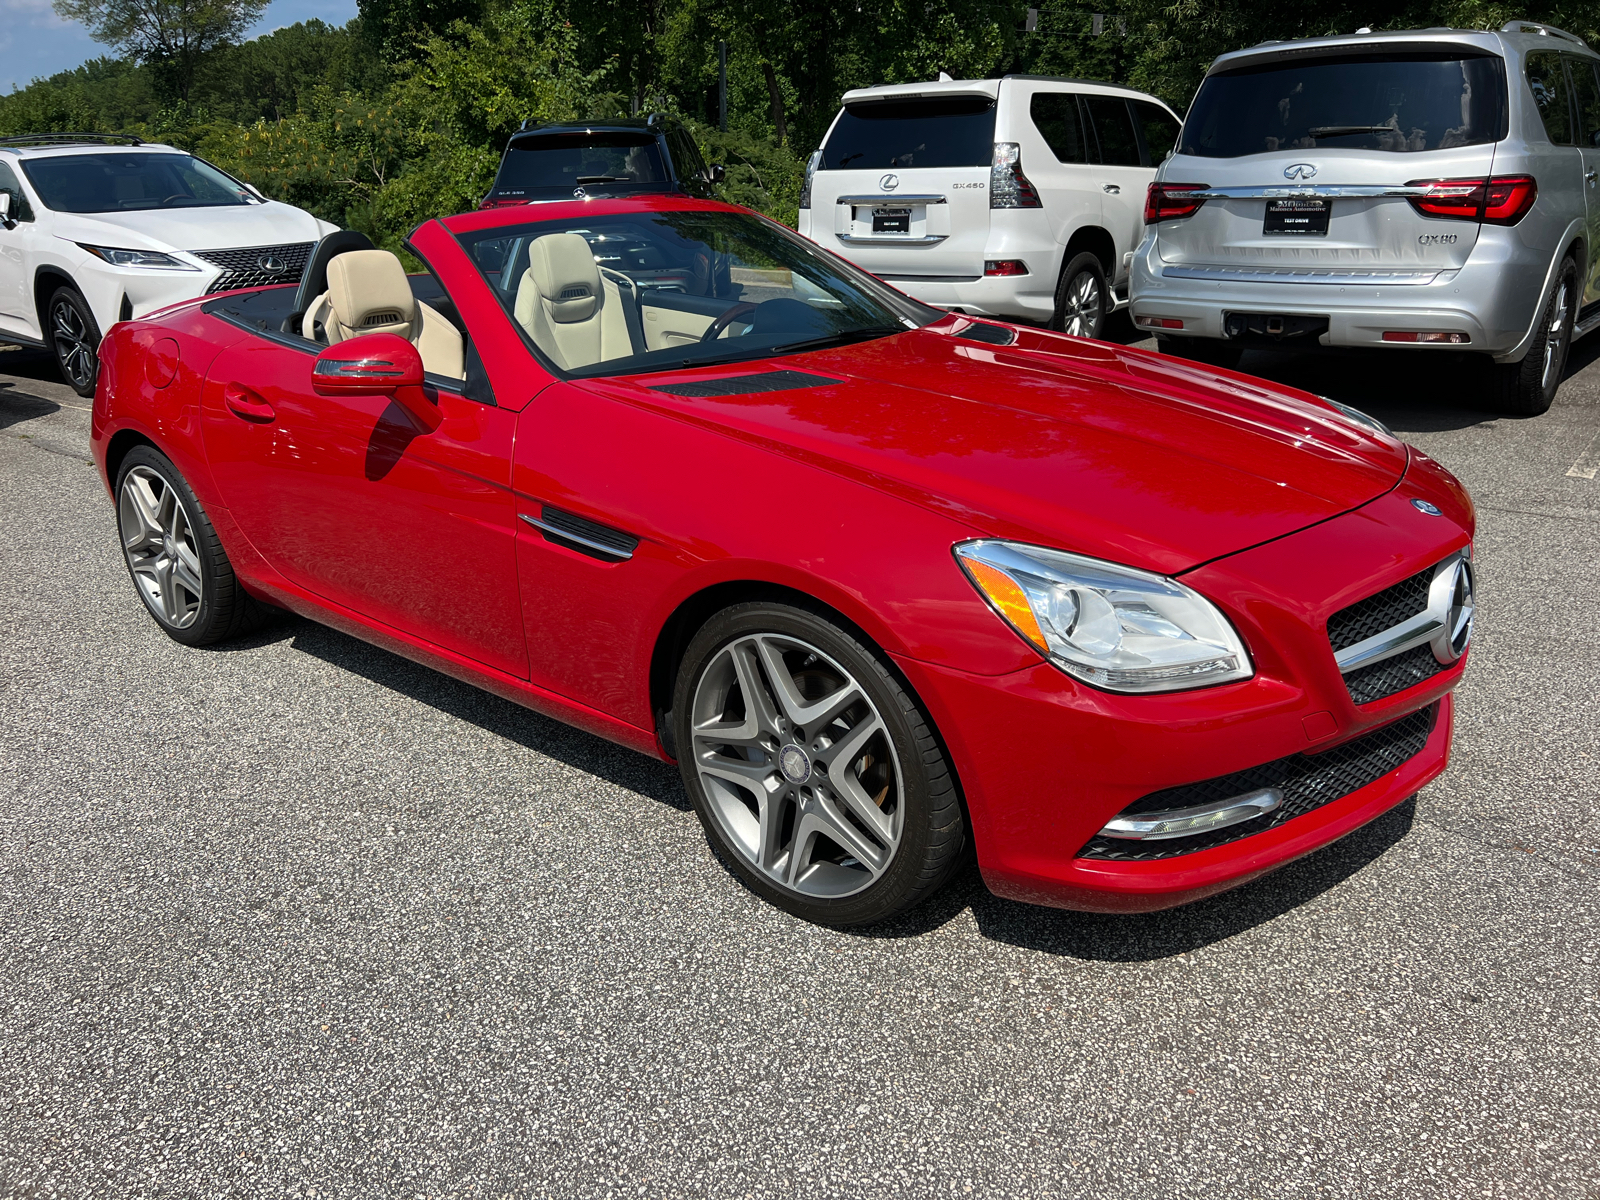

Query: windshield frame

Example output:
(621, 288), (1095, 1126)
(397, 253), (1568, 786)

(444, 205), (941, 382)
(20, 150), (259, 214)
(1179, 50), (1510, 159)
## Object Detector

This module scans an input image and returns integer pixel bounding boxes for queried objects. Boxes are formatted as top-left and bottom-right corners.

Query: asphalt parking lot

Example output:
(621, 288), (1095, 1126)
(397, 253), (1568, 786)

(1, 325), (1595, 1200)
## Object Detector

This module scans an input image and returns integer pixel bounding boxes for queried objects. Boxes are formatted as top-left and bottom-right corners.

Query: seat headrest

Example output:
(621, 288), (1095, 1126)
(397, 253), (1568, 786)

(326, 250), (416, 338)
(527, 234), (601, 324)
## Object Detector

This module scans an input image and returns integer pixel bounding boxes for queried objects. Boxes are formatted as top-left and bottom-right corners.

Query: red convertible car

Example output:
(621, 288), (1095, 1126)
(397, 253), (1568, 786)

(91, 196), (1474, 927)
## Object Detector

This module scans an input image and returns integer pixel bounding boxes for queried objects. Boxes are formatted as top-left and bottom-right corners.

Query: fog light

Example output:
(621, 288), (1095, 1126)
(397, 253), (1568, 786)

(1098, 787), (1283, 841)
(1135, 314), (1184, 329)
(985, 260), (1029, 277)
(1382, 331), (1470, 344)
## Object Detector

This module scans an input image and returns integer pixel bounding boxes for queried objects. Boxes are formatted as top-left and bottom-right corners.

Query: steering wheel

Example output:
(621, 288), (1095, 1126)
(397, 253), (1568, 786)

(161, 195), (191, 206)
(700, 302), (759, 342)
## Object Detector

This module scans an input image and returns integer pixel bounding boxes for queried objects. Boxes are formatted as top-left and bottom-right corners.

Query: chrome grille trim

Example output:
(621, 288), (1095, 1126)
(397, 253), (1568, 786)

(1162, 264), (1444, 286)
(1327, 551), (1474, 704)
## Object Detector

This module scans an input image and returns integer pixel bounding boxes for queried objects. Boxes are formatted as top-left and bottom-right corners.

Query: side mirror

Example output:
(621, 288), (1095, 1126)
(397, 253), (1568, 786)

(312, 333), (438, 430)
(0, 193), (11, 227)
(708, 163), (726, 185)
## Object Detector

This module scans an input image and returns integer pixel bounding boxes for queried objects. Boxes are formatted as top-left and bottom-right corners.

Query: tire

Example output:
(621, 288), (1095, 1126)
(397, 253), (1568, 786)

(114, 446), (269, 646)
(48, 285), (101, 398)
(1156, 333), (1245, 371)
(1050, 251), (1108, 339)
(672, 601), (966, 927)
(1490, 256), (1576, 416)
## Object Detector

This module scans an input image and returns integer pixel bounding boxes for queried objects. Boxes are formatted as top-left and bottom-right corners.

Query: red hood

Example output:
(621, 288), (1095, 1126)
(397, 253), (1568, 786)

(587, 322), (1408, 575)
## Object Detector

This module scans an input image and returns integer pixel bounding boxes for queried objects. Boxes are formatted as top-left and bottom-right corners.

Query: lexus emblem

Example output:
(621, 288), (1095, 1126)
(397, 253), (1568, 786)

(1284, 162), (1318, 180)
(256, 254), (285, 274)
(1429, 556), (1475, 665)
(879, 173), (899, 192)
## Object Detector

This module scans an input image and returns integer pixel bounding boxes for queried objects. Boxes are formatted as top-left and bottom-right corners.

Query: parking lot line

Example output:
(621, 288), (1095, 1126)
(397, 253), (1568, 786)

(1567, 428), (1600, 479)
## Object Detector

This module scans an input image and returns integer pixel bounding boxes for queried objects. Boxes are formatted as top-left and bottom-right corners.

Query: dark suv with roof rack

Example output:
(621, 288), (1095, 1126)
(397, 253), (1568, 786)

(480, 115), (724, 208)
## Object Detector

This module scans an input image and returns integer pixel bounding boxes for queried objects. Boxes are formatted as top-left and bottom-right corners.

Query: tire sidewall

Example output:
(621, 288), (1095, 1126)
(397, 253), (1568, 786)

(671, 601), (945, 927)
(1538, 259), (1577, 409)
(50, 285), (101, 399)
(115, 446), (226, 646)
(1053, 251), (1107, 339)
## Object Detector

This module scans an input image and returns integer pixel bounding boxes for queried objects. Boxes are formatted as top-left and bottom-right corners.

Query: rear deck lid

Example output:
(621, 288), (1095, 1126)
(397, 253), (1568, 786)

(1155, 45), (1509, 281)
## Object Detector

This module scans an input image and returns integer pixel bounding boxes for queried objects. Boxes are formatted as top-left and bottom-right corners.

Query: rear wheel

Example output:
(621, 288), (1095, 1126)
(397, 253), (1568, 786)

(673, 601), (965, 927)
(1156, 333), (1244, 371)
(115, 446), (269, 646)
(1490, 256), (1576, 416)
(49, 285), (101, 398)
(1051, 251), (1107, 340)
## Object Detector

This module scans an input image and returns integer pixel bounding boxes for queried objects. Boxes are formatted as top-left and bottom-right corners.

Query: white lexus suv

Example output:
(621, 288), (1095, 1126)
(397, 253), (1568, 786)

(0, 134), (335, 395)
(797, 75), (1182, 338)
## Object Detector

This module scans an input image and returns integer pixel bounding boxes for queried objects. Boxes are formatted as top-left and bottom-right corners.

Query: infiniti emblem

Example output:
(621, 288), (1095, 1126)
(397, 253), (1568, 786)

(1430, 557), (1475, 664)
(779, 744), (812, 784)
(1284, 162), (1318, 180)
(879, 173), (899, 192)
(256, 254), (285, 274)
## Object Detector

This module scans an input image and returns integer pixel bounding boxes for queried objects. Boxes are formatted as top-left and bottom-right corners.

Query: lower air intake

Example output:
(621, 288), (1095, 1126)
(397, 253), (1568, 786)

(1076, 704), (1437, 861)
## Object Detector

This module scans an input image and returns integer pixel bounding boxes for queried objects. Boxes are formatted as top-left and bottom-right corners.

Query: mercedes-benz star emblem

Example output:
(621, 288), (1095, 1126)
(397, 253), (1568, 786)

(1430, 557), (1475, 664)
(779, 744), (812, 785)
(1411, 498), (1443, 516)
(256, 254), (285, 274)
(879, 173), (899, 192)
(1284, 162), (1318, 180)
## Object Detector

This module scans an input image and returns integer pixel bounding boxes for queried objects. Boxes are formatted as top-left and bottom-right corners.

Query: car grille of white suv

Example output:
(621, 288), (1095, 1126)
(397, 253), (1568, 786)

(193, 242), (315, 294)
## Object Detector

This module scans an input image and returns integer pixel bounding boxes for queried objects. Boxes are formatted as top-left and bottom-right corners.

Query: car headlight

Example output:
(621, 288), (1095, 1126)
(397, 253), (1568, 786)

(1318, 395), (1391, 437)
(79, 245), (199, 271)
(955, 540), (1253, 693)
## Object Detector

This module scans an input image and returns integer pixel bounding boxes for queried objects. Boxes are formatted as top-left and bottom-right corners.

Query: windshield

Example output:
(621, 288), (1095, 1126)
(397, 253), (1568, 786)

(494, 133), (669, 195)
(21, 152), (253, 213)
(1180, 52), (1508, 157)
(460, 210), (935, 378)
(820, 96), (997, 170)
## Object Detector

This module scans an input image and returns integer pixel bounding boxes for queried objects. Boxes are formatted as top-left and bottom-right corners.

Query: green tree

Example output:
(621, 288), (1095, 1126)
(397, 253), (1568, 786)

(50, 0), (270, 102)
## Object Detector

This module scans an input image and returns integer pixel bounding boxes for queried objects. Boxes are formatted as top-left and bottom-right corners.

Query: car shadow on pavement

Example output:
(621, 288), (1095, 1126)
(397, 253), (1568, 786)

(0, 346), (65, 387)
(218, 614), (692, 812)
(0, 381), (62, 430)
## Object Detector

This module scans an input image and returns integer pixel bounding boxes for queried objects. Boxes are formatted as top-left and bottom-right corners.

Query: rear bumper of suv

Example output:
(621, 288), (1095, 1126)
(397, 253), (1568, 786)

(1129, 226), (1550, 359)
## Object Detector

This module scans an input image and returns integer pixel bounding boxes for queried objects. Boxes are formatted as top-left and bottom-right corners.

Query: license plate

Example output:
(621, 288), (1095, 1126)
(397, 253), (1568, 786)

(1264, 197), (1330, 235)
(872, 207), (912, 234)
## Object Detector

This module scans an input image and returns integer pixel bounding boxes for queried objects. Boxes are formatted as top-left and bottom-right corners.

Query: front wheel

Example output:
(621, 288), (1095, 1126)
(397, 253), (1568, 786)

(1489, 257), (1576, 416)
(49, 285), (101, 398)
(673, 601), (966, 927)
(115, 446), (269, 646)
(1051, 251), (1108, 340)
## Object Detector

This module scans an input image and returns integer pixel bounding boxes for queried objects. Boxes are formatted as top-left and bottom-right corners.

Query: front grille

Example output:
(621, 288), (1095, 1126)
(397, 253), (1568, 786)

(1326, 566), (1432, 653)
(193, 241), (313, 294)
(1343, 643), (1445, 705)
(1076, 704), (1437, 861)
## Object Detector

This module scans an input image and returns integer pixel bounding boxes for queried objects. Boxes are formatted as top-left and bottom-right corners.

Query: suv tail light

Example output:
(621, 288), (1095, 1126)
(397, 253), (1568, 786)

(1145, 183), (1209, 223)
(991, 143), (1041, 209)
(799, 150), (821, 210)
(1405, 176), (1537, 225)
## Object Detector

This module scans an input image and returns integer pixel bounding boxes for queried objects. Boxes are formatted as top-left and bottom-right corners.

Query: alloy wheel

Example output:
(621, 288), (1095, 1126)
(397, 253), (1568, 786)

(119, 465), (204, 629)
(1542, 278), (1571, 393)
(51, 296), (97, 392)
(1061, 270), (1102, 338)
(688, 632), (903, 899)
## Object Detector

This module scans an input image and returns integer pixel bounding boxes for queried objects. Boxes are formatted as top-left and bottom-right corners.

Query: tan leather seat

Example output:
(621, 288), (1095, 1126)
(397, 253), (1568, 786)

(513, 233), (632, 370)
(302, 249), (464, 380)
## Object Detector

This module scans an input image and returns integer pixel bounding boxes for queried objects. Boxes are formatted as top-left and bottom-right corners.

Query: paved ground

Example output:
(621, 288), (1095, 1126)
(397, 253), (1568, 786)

(0, 325), (1595, 1200)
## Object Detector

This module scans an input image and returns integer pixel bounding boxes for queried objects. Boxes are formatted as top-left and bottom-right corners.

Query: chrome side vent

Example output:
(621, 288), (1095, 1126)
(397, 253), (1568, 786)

(519, 506), (639, 562)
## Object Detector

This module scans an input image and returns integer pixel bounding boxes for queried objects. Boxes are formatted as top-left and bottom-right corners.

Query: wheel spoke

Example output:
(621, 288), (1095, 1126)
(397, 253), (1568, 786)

(805, 794), (888, 874)
(753, 636), (862, 732)
(696, 748), (779, 791)
(170, 550), (203, 601)
(121, 475), (163, 546)
(156, 556), (180, 622)
(755, 789), (792, 876)
(730, 641), (784, 738)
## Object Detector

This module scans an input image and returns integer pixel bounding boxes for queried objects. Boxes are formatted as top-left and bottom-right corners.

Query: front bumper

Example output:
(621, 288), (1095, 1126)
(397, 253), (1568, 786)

(900, 479), (1472, 913)
(1129, 228), (1547, 359)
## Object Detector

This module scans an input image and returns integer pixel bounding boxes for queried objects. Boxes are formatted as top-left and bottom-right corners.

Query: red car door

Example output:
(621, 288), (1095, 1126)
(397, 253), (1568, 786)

(200, 321), (528, 679)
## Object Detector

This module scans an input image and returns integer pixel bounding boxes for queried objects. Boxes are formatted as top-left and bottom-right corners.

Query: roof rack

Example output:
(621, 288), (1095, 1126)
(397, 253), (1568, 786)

(0, 132), (144, 149)
(1500, 20), (1588, 47)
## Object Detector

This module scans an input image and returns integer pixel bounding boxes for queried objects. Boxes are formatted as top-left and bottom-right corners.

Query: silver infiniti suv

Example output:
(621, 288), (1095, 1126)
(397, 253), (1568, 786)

(1130, 21), (1600, 414)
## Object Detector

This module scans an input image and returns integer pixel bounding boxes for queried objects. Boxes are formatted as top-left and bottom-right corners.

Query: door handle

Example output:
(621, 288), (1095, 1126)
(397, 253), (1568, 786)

(1103, 183), (1121, 194)
(224, 383), (275, 423)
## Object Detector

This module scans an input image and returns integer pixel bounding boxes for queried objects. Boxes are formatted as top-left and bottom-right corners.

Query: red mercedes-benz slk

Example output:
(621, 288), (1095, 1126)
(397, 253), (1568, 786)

(90, 195), (1474, 927)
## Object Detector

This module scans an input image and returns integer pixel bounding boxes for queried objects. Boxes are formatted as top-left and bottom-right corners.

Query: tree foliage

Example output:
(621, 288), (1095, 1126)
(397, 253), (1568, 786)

(50, 0), (271, 101)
